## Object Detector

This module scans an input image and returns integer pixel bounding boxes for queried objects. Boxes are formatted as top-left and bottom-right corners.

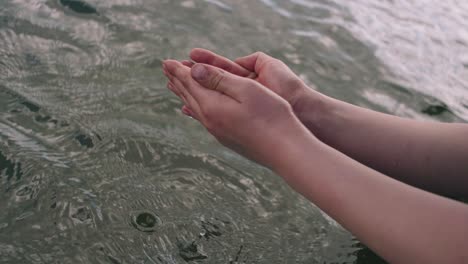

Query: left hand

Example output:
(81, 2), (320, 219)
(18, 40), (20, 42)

(162, 60), (310, 167)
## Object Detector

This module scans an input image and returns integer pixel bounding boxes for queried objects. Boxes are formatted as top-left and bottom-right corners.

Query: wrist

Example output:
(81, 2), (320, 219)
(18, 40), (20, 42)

(269, 117), (323, 174)
(292, 87), (339, 139)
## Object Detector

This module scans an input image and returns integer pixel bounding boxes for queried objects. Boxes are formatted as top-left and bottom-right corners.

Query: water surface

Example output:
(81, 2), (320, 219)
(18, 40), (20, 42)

(1, 0), (467, 263)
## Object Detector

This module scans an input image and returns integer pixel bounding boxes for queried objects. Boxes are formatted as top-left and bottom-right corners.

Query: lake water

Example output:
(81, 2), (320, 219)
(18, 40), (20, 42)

(1, 0), (467, 263)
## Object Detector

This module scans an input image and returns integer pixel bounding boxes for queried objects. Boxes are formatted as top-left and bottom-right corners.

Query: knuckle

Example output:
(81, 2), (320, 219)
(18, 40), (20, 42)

(255, 51), (266, 57)
(277, 59), (288, 67)
(210, 71), (225, 91)
(257, 51), (276, 61)
(279, 101), (294, 115)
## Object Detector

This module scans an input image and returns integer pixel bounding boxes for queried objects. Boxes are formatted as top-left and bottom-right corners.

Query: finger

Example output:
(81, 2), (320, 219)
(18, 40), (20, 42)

(234, 52), (275, 74)
(181, 60), (194, 68)
(181, 105), (192, 116)
(163, 65), (170, 77)
(191, 63), (259, 102)
(190, 48), (255, 78)
(167, 81), (189, 105)
(163, 60), (216, 104)
(181, 105), (200, 121)
(167, 81), (179, 97)
(164, 67), (189, 104)
(170, 75), (205, 121)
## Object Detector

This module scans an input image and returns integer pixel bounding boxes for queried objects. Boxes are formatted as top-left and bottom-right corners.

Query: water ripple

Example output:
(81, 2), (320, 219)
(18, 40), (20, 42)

(2, 0), (465, 263)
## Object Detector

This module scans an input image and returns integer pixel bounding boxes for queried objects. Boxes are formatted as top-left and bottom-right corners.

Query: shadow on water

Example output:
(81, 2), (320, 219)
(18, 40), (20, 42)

(374, 80), (461, 121)
(75, 134), (94, 148)
(59, 0), (98, 15)
(0, 150), (23, 183)
(421, 101), (452, 116)
(353, 242), (387, 264)
(20, 101), (40, 113)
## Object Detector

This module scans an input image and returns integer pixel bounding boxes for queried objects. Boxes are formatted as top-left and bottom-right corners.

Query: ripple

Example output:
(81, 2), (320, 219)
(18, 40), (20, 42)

(3, 0), (463, 262)
(0, 122), (69, 168)
(339, 0), (468, 120)
(130, 211), (160, 233)
(203, 0), (233, 12)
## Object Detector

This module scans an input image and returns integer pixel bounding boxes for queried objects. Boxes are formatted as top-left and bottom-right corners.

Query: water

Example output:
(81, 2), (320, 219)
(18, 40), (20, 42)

(0, 0), (467, 263)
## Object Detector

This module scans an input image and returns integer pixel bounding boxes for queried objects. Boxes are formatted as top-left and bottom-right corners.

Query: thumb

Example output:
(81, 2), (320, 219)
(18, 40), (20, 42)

(191, 63), (252, 101)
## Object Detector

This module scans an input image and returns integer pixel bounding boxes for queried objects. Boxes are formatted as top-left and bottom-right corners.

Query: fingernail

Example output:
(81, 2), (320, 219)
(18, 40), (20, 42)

(181, 107), (191, 116)
(191, 64), (208, 81)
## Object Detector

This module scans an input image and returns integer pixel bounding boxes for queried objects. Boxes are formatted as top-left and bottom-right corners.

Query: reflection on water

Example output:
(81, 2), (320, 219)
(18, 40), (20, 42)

(0, 0), (466, 263)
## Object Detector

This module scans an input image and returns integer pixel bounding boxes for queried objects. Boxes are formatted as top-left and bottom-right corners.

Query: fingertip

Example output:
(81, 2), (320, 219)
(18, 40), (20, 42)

(181, 105), (191, 115)
(234, 52), (264, 71)
(164, 60), (193, 78)
(190, 48), (204, 57)
(189, 49), (200, 61)
(162, 59), (179, 73)
(190, 48), (212, 62)
(182, 106), (198, 120)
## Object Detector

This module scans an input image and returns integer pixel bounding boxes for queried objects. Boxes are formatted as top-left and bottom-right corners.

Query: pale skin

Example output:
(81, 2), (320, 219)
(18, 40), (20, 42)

(162, 49), (468, 263)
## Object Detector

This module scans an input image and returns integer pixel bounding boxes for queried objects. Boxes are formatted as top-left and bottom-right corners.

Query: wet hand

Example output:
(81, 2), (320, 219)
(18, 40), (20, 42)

(162, 60), (308, 167)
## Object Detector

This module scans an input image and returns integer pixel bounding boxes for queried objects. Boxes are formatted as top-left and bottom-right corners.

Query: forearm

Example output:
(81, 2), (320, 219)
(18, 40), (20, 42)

(296, 89), (468, 197)
(274, 133), (468, 264)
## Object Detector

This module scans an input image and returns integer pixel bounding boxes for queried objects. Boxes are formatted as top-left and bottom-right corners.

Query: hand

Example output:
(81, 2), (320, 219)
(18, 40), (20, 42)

(162, 60), (310, 168)
(187, 48), (314, 111)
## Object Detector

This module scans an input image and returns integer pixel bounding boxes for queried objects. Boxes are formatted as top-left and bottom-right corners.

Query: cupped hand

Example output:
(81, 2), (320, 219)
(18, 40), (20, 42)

(188, 48), (311, 110)
(162, 60), (309, 167)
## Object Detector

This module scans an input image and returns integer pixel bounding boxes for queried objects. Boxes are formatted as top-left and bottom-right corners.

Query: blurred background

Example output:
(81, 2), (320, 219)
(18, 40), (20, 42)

(1, 0), (467, 263)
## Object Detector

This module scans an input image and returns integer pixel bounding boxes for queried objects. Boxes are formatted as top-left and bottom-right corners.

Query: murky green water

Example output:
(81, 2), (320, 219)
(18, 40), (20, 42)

(1, 0), (467, 263)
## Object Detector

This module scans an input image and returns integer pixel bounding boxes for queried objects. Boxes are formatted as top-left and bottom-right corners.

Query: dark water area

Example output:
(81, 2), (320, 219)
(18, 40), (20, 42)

(1, 0), (467, 263)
